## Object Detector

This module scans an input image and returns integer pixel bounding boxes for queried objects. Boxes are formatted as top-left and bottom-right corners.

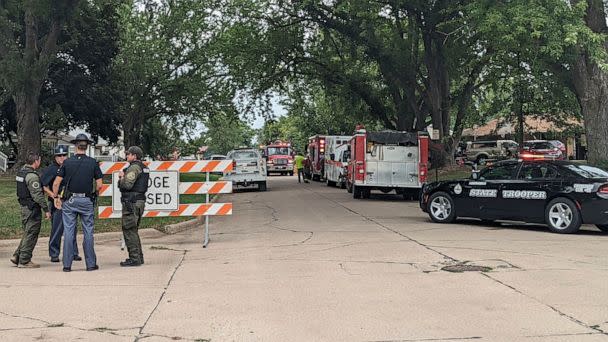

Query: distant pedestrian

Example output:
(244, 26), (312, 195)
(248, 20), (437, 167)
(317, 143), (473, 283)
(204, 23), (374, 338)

(41, 145), (80, 263)
(118, 146), (149, 267)
(11, 152), (52, 268)
(52, 134), (103, 272)
(294, 152), (307, 183)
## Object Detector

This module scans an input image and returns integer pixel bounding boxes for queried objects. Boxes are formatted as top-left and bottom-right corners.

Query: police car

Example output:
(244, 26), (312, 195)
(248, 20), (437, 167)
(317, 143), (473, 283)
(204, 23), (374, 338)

(420, 160), (608, 234)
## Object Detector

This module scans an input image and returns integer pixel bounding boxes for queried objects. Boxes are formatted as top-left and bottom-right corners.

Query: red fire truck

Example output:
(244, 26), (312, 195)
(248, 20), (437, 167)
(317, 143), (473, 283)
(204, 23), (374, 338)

(263, 140), (294, 176)
(345, 125), (429, 200)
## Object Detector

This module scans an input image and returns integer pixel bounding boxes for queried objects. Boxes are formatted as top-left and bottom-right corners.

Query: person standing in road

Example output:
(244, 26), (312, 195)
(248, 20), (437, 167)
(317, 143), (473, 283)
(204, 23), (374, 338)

(52, 134), (103, 272)
(294, 152), (308, 183)
(11, 152), (52, 268)
(118, 146), (149, 267)
(41, 145), (80, 263)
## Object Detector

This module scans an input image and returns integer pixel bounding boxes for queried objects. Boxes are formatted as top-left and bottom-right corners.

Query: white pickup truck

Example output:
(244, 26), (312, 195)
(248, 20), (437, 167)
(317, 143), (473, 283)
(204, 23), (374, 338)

(223, 148), (268, 191)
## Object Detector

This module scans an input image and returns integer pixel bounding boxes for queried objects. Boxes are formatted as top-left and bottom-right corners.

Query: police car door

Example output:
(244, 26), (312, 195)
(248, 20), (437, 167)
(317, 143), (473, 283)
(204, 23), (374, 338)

(467, 163), (520, 220)
(504, 162), (560, 222)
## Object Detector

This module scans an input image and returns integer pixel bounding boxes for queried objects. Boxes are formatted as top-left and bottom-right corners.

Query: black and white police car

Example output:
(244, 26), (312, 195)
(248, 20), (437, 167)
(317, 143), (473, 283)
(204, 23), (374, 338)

(420, 160), (608, 234)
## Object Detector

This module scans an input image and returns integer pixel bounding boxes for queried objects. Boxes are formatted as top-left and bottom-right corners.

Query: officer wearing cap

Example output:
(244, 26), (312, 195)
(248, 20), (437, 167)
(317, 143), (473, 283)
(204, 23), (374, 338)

(52, 133), (103, 272)
(118, 146), (149, 267)
(11, 152), (52, 268)
(41, 145), (80, 263)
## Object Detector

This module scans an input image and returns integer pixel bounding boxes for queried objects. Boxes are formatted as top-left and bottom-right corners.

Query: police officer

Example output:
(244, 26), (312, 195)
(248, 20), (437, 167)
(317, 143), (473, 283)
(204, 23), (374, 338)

(11, 152), (52, 268)
(52, 134), (103, 272)
(118, 146), (149, 267)
(42, 145), (80, 263)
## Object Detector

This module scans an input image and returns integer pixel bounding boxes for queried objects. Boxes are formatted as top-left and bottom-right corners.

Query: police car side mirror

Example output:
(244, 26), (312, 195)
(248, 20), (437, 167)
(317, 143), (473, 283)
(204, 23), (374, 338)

(471, 171), (480, 180)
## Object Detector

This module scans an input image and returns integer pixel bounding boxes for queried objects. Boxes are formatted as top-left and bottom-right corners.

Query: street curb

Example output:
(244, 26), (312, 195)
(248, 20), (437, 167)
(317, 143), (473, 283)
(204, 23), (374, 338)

(155, 194), (220, 235)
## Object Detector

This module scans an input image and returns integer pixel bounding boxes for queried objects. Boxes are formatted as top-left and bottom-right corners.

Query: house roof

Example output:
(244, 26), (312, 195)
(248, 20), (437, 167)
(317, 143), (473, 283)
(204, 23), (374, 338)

(462, 117), (582, 137)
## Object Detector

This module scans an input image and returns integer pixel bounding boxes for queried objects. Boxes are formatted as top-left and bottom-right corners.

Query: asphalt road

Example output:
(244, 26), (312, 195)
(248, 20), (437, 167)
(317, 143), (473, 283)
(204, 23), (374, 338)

(1, 175), (608, 341)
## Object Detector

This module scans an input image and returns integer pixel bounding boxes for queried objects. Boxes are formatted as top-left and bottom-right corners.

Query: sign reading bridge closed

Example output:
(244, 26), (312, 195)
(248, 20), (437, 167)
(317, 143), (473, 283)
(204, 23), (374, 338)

(111, 171), (179, 211)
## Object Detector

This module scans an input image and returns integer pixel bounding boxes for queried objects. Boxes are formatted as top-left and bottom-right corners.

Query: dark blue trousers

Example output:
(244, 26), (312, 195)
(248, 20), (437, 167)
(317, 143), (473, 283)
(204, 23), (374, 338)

(48, 201), (79, 258)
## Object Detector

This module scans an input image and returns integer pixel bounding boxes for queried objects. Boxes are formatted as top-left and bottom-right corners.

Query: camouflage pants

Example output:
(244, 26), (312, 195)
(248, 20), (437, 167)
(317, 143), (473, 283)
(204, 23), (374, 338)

(121, 200), (145, 263)
(13, 205), (42, 264)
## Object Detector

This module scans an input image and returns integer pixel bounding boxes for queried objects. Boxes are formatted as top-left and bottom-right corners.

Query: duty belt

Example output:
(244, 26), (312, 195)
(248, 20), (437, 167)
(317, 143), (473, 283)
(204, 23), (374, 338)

(71, 193), (88, 198)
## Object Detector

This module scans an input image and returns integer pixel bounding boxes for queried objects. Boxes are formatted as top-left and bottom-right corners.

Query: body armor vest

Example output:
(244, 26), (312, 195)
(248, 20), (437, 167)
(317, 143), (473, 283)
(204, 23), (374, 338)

(16, 168), (37, 207)
(120, 160), (150, 201)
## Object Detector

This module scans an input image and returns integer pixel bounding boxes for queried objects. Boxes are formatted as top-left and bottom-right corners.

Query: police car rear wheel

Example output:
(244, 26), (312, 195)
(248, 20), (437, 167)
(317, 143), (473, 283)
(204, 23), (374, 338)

(428, 192), (456, 223)
(545, 198), (581, 234)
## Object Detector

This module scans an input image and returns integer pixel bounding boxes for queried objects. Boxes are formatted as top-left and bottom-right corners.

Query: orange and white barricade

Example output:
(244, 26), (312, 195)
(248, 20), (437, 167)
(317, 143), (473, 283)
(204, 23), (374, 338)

(98, 160), (233, 247)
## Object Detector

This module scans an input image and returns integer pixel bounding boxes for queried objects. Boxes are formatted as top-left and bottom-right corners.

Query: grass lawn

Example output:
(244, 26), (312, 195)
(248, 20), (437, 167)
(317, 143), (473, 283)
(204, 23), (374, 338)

(0, 173), (221, 240)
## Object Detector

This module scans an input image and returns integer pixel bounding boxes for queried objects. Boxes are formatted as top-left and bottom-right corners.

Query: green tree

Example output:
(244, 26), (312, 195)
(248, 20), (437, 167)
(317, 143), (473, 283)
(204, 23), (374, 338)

(0, 0), (122, 161)
(114, 0), (235, 148)
(0, 0), (80, 164)
(201, 112), (255, 155)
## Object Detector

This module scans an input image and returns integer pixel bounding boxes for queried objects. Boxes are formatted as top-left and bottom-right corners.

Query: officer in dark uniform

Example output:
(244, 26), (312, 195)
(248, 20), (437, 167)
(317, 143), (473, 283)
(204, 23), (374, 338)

(11, 152), (51, 268)
(118, 146), (149, 267)
(52, 134), (103, 272)
(41, 145), (80, 263)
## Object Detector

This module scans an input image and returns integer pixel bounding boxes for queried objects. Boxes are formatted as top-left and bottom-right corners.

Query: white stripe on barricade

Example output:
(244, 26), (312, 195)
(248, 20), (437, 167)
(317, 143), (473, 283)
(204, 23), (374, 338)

(98, 203), (233, 219)
(99, 160), (233, 175)
(98, 181), (232, 197)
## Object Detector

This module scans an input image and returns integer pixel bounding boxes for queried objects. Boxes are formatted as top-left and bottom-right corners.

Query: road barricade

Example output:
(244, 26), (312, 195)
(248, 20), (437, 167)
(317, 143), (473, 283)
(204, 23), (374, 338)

(98, 160), (233, 247)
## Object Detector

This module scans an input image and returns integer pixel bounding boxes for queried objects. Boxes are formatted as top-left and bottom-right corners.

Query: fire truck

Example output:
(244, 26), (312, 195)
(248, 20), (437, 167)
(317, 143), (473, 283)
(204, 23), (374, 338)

(345, 126), (429, 199)
(263, 140), (294, 176)
(323, 135), (352, 188)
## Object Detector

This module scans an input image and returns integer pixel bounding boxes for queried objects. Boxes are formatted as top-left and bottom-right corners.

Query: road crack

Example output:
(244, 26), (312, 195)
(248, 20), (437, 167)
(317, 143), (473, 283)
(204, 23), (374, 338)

(481, 273), (607, 335)
(137, 249), (187, 338)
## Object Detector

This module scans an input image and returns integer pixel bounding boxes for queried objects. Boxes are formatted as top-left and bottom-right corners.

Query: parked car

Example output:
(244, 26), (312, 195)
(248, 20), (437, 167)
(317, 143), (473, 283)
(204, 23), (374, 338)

(420, 160), (608, 234)
(207, 154), (227, 160)
(222, 148), (267, 191)
(520, 140), (564, 160)
(462, 140), (519, 164)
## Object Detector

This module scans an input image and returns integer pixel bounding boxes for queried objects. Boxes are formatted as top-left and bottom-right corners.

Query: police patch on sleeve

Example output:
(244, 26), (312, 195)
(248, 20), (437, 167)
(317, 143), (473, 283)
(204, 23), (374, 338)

(126, 172), (137, 181)
(32, 181), (40, 189)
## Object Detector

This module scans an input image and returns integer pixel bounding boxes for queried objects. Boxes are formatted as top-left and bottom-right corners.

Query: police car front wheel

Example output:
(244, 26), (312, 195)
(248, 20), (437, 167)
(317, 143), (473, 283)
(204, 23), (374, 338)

(428, 192), (456, 223)
(545, 198), (581, 234)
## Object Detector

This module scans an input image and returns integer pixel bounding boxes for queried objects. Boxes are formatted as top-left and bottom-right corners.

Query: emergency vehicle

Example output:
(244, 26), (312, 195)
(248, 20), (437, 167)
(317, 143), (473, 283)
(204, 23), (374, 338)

(345, 126), (429, 199)
(263, 140), (294, 176)
(323, 135), (352, 188)
(420, 160), (608, 234)
(307, 135), (326, 181)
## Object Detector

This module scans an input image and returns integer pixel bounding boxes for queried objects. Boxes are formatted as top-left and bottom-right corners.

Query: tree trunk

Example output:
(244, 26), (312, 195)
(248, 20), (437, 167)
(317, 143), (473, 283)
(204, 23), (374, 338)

(123, 110), (144, 148)
(572, 59), (608, 165)
(570, 0), (608, 166)
(14, 90), (41, 163)
(12, 2), (66, 166)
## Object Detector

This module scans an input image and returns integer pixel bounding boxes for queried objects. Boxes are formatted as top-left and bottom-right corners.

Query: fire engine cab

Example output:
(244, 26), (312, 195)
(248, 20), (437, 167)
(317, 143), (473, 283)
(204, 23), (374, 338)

(264, 140), (294, 176)
(345, 126), (429, 199)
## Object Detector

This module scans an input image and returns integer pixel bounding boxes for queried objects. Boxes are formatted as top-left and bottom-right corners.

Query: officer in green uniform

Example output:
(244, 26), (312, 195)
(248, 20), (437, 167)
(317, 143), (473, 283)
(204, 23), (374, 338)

(11, 153), (51, 268)
(118, 146), (149, 267)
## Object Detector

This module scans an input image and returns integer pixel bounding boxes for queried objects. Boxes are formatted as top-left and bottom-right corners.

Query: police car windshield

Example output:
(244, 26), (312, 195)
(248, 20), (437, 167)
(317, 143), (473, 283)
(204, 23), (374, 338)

(564, 164), (608, 179)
